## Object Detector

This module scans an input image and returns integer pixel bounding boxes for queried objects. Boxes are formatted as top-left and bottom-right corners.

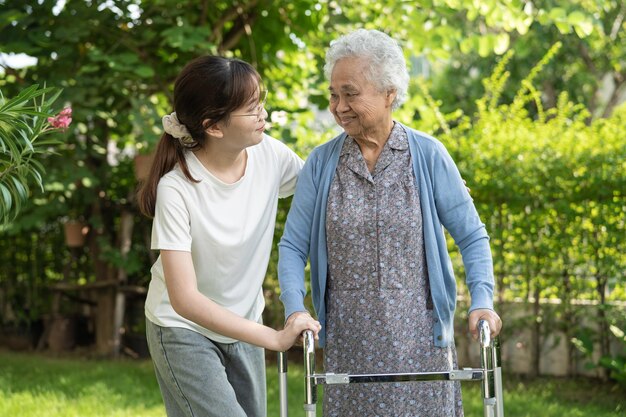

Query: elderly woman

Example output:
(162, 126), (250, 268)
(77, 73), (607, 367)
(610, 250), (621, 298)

(278, 29), (502, 416)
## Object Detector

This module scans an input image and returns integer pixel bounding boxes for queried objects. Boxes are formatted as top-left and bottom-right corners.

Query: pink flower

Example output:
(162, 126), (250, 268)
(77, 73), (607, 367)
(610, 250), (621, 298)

(47, 107), (72, 130)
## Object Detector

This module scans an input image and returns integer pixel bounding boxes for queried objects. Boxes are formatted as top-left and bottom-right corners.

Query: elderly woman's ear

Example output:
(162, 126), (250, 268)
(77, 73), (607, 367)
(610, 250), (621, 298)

(386, 89), (397, 105)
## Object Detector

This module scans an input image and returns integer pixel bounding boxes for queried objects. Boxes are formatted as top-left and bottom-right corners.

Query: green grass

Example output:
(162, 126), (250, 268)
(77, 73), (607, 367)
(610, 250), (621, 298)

(461, 375), (625, 417)
(0, 349), (624, 416)
(0, 350), (163, 417)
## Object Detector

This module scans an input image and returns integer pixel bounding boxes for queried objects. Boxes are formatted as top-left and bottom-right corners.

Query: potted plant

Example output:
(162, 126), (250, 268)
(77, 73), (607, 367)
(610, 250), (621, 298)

(63, 219), (88, 247)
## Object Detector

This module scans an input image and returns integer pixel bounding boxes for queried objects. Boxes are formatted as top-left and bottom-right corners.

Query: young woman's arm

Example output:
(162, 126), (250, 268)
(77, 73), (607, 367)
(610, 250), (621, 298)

(161, 249), (320, 351)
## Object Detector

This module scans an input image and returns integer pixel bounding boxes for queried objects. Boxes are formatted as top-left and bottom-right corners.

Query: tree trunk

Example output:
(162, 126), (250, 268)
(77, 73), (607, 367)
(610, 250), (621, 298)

(596, 274), (610, 381)
(94, 286), (116, 356)
(530, 285), (541, 377)
(112, 206), (135, 358)
(562, 269), (575, 377)
(594, 225), (610, 381)
(88, 200), (117, 356)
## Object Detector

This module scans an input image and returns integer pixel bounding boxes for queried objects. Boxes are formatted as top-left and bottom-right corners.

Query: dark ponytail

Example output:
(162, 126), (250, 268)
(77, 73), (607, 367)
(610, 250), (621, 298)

(137, 133), (198, 218)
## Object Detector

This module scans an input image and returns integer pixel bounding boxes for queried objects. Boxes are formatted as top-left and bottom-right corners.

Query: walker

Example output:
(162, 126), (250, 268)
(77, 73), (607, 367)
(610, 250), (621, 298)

(277, 320), (504, 416)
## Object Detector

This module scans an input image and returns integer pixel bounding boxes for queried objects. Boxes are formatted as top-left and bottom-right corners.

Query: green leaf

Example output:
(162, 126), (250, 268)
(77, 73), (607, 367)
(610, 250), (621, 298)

(573, 21), (594, 38)
(494, 33), (510, 55)
(567, 11), (587, 25)
(567, 11), (594, 37)
(548, 7), (567, 21)
(459, 36), (478, 55)
(478, 35), (493, 57)
(0, 182), (12, 211)
(555, 22), (572, 34)
(17, 127), (35, 152)
(515, 16), (533, 35)
(161, 25), (206, 51)
(134, 66), (155, 78)
(0, 9), (26, 31)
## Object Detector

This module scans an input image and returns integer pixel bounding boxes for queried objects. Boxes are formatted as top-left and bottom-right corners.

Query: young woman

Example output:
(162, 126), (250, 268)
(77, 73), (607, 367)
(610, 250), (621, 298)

(138, 55), (320, 417)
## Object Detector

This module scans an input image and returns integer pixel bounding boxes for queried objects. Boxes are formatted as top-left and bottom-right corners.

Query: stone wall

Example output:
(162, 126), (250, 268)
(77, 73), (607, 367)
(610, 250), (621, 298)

(454, 300), (624, 377)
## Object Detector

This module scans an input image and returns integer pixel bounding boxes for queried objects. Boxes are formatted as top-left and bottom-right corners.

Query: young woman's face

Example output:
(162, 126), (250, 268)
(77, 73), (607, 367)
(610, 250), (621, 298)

(329, 57), (394, 141)
(221, 86), (268, 149)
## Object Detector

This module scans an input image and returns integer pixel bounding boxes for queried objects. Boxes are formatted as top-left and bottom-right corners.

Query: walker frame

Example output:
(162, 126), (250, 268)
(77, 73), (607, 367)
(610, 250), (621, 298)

(277, 320), (504, 417)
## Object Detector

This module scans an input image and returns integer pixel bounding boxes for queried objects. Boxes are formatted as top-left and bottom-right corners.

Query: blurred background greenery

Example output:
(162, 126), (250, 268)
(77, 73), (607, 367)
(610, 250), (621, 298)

(0, 0), (624, 391)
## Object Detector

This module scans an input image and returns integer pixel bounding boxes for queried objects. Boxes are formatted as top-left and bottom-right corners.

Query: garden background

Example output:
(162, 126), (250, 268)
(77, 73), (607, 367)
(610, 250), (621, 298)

(0, 0), (625, 413)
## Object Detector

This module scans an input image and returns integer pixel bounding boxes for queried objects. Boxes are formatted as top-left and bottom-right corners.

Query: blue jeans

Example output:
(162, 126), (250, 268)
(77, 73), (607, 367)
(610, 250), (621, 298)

(146, 319), (266, 417)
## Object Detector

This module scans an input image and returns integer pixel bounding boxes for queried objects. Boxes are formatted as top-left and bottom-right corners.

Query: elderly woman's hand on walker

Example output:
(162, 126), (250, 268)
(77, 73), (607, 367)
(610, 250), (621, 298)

(279, 311), (321, 350)
(469, 308), (502, 340)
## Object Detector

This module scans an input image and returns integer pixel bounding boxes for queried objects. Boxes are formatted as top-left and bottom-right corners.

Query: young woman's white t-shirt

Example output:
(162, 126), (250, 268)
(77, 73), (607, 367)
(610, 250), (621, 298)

(145, 135), (303, 343)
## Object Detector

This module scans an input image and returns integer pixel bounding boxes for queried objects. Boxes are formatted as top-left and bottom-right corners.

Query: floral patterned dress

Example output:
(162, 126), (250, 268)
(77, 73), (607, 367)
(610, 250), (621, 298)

(323, 123), (464, 417)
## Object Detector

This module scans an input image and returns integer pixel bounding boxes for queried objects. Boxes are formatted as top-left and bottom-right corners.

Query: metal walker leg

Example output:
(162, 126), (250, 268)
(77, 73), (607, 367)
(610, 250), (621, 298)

(277, 320), (504, 417)
(277, 351), (289, 417)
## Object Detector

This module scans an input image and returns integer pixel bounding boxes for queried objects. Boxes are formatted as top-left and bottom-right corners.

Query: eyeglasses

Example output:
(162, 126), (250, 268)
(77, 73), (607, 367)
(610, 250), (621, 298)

(231, 89), (268, 118)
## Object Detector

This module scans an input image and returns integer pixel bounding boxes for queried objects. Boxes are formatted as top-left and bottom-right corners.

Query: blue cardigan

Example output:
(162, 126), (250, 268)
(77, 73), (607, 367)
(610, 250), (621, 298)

(278, 123), (494, 347)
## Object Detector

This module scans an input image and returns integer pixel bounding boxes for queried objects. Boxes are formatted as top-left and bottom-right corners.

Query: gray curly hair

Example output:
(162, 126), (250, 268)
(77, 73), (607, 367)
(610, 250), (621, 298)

(324, 29), (409, 110)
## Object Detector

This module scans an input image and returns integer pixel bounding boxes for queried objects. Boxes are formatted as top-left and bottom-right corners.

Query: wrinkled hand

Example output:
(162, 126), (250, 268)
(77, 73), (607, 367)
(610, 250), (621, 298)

(468, 309), (502, 341)
(277, 311), (320, 351)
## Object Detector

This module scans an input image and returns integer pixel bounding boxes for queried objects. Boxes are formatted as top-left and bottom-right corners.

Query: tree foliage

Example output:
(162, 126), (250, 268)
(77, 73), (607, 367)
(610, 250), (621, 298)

(415, 46), (625, 378)
(0, 84), (66, 224)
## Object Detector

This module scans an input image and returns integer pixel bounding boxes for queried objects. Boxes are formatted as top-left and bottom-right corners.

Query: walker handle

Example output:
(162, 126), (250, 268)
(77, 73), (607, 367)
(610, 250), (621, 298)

(478, 319), (491, 348)
(477, 319), (504, 417)
(303, 330), (317, 416)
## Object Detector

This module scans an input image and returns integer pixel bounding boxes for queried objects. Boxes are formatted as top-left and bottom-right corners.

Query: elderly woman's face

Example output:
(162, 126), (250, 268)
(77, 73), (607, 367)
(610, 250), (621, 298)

(329, 57), (395, 140)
